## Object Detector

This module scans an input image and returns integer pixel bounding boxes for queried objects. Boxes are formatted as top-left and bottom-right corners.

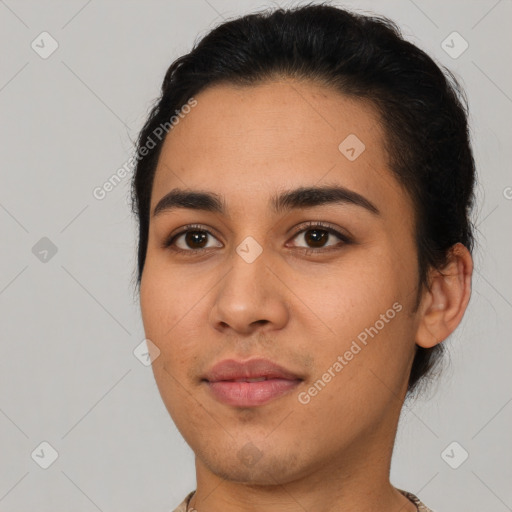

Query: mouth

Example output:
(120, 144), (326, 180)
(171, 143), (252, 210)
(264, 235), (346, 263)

(205, 378), (302, 407)
(202, 358), (304, 407)
(232, 377), (270, 382)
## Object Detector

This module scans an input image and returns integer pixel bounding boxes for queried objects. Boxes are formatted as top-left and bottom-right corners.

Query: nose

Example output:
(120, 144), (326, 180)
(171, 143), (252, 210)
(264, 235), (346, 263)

(209, 248), (289, 336)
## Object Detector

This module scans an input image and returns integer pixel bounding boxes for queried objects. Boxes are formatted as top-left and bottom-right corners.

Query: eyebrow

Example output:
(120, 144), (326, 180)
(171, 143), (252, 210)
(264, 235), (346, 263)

(152, 185), (380, 218)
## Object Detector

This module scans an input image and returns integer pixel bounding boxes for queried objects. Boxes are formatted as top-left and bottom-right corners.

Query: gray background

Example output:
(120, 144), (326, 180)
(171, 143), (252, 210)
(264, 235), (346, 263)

(0, 0), (511, 510)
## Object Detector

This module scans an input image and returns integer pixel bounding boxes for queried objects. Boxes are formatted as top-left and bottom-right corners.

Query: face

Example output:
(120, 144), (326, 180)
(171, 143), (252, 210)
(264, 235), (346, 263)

(139, 79), (423, 485)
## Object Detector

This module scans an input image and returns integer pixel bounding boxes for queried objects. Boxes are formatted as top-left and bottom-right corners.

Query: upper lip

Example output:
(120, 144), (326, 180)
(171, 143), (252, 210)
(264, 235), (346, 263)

(203, 358), (303, 382)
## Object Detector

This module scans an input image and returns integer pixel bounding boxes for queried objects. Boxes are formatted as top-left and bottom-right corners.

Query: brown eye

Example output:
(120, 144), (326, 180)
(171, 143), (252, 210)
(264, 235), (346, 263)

(163, 225), (222, 254)
(162, 222), (351, 256)
(182, 230), (209, 249)
(302, 228), (330, 248)
(290, 223), (350, 252)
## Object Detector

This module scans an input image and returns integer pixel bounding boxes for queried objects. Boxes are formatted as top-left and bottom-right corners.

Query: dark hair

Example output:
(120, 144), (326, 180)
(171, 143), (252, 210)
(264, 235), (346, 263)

(130, 2), (476, 396)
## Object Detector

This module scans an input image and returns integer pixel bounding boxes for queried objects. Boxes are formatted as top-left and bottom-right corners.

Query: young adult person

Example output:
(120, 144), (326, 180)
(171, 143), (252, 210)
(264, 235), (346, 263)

(131, 4), (475, 511)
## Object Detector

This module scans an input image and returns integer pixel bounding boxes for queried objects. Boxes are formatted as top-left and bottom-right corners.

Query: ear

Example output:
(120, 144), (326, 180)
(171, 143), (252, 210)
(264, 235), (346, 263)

(415, 243), (473, 349)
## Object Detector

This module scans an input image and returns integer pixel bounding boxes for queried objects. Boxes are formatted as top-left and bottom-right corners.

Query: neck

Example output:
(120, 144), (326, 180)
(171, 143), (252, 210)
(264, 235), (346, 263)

(188, 419), (416, 512)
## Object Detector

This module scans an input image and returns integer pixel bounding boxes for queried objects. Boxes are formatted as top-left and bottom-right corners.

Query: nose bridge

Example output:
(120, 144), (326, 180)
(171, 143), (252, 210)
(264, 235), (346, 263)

(224, 203), (272, 272)
(223, 206), (285, 292)
(225, 234), (272, 298)
(209, 232), (288, 333)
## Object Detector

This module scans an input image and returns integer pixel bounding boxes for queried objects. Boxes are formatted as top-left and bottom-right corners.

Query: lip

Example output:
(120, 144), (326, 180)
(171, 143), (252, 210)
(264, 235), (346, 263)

(203, 358), (303, 407)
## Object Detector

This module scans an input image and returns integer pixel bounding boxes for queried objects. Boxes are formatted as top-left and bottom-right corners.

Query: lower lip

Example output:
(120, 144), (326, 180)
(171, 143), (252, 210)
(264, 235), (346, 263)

(206, 379), (301, 407)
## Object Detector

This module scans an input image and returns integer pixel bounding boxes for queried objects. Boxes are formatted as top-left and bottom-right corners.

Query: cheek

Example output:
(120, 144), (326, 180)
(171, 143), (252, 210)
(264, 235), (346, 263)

(302, 251), (404, 335)
(296, 249), (415, 390)
(293, 313), (414, 443)
(140, 263), (208, 393)
(140, 261), (205, 341)
(140, 272), (198, 422)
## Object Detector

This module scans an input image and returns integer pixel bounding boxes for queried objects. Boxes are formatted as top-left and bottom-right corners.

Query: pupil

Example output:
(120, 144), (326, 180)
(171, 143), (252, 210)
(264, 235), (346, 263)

(306, 229), (327, 247)
(186, 231), (207, 248)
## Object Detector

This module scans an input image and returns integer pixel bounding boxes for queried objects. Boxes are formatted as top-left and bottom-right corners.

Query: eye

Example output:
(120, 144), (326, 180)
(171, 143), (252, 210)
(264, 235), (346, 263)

(162, 224), (222, 254)
(162, 221), (351, 256)
(288, 221), (351, 254)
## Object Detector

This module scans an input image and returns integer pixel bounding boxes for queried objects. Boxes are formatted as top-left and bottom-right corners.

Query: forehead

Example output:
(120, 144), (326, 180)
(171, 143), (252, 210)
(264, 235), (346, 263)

(151, 79), (406, 218)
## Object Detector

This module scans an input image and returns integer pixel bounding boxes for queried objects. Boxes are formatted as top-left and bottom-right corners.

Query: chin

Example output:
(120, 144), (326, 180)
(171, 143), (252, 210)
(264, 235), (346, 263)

(198, 443), (305, 486)
(204, 459), (294, 486)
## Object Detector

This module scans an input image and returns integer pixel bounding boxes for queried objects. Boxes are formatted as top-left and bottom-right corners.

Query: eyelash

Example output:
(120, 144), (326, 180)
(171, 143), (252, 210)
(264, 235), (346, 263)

(162, 221), (352, 257)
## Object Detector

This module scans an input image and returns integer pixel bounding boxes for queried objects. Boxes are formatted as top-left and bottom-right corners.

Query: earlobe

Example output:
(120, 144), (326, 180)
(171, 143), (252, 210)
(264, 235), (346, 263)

(415, 243), (473, 349)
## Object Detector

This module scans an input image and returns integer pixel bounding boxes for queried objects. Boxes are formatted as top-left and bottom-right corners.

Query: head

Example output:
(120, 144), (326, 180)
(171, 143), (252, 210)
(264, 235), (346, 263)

(131, 3), (475, 486)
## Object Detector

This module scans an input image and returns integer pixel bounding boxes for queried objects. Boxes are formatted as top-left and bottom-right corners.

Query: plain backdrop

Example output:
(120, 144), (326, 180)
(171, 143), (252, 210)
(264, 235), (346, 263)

(0, 0), (511, 511)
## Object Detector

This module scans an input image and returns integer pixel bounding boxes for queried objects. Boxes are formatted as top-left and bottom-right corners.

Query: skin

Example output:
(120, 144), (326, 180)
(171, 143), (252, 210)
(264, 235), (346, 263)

(139, 79), (473, 512)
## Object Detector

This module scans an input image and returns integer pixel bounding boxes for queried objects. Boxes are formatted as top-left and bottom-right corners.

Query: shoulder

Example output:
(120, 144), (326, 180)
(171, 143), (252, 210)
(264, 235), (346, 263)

(173, 489), (435, 512)
(171, 490), (196, 512)
(398, 488), (436, 512)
